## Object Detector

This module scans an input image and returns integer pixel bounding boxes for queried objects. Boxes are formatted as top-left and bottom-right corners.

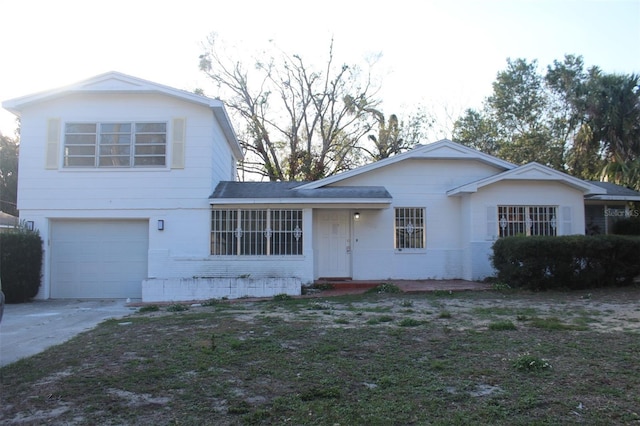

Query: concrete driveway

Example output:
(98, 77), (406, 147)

(0, 300), (137, 367)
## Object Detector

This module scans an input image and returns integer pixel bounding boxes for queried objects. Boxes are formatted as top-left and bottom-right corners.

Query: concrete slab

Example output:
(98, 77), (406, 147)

(0, 300), (137, 367)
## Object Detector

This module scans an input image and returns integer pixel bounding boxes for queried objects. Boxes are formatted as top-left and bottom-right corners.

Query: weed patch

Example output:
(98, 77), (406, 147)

(166, 304), (189, 312)
(512, 353), (552, 372)
(398, 318), (422, 327)
(488, 320), (517, 330)
(366, 283), (402, 294)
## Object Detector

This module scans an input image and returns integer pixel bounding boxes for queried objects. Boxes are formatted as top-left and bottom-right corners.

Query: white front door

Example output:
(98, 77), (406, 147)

(317, 210), (351, 278)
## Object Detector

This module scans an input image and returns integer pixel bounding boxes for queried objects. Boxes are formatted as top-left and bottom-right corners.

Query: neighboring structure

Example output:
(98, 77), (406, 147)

(3, 72), (636, 301)
(584, 181), (640, 234)
(0, 211), (19, 232)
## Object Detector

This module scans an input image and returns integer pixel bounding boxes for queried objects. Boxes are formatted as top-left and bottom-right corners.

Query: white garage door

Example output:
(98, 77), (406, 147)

(50, 220), (149, 299)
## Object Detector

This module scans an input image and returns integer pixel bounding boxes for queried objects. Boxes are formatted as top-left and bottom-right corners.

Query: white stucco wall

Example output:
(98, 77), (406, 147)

(325, 160), (587, 281)
(330, 159), (502, 280)
(461, 181), (586, 280)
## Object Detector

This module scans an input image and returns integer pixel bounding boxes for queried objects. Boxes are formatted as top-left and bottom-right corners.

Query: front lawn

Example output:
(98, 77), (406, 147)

(1, 288), (640, 425)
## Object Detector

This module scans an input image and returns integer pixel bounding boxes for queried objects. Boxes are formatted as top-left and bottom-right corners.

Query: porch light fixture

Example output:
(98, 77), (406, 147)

(26, 221), (34, 231)
(353, 212), (360, 221)
(157, 219), (165, 231)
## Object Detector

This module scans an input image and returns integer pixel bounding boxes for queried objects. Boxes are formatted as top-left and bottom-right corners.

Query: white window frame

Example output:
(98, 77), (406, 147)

(498, 205), (558, 237)
(211, 209), (303, 256)
(394, 207), (426, 250)
(63, 122), (167, 168)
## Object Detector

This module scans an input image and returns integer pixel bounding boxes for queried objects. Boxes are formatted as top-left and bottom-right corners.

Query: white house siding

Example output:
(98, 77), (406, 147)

(327, 159), (504, 280)
(16, 92), (239, 299)
(463, 180), (587, 280)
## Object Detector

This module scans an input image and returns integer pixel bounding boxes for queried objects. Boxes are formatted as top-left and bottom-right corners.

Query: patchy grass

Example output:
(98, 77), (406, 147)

(1, 289), (640, 425)
(488, 320), (517, 331)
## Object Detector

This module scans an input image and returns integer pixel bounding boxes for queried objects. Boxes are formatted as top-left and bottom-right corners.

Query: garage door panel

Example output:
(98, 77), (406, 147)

(50, 220), (149, 299)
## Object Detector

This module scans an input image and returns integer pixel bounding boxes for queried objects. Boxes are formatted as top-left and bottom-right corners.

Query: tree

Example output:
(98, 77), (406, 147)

(361, 106), (433, 161)
(453, 58), (565, 169)
(546, 56), (640, 189)
(0, 133), (19, 216)
(199, 36), (384, 181)
(453, 55), (639, 190)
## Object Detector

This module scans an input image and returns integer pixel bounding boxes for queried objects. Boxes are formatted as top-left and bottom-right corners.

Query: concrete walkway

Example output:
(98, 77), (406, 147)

(0, 300), (137, 367)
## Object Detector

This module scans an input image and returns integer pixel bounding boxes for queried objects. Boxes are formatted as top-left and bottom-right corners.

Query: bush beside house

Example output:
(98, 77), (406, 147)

(612, 217), (640, 235)
(0, 228), (43, 302)
(492, 235), (640, 290)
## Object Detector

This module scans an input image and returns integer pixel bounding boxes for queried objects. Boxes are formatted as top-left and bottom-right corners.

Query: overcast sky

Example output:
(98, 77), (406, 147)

(1, 0), (639, 138)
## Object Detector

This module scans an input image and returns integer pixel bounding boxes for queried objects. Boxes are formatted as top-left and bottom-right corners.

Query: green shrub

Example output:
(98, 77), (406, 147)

(612, 217), (640, 235)
(492, 235), (640, 290)
(0, 228), (43, 303)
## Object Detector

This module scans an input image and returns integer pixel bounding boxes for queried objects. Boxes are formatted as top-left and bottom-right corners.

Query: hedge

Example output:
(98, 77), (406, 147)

(0, 228), (43, 302)
(491, 235), (640, 290)
(612, 217), (640, 235)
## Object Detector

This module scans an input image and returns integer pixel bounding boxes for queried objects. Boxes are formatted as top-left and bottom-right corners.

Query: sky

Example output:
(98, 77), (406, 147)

(1, 0), (639, 138)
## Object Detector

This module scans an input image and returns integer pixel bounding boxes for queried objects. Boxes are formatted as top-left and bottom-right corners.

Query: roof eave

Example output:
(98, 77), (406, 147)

(586, 195), (640, 201)
(209, 198), (392, 206)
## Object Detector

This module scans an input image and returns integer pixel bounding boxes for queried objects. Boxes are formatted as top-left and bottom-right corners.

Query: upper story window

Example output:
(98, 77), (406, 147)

(395, 207), (425, 250)
(64, 122), (167, 167)
(498, 206), (557, 237)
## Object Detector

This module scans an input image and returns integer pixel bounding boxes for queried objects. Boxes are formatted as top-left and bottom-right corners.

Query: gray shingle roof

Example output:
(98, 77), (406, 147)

(210, 181), (392, 200)
(586, 181), (640, 199)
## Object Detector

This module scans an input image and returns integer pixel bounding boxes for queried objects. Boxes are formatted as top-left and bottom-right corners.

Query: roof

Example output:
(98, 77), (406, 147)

(210, 181), (392, 206)
(1, 71), (243, 160)
(585, 181), (640, 201)
(0, 211), (18, 228)
(297, 139), (516, 190)
(446, 162), (607, 196)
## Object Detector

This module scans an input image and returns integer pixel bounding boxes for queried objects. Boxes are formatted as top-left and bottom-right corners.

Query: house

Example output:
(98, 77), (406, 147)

(3, 72), (638, 302)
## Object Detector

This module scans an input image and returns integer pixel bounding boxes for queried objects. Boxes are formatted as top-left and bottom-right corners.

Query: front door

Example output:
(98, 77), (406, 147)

(317, 210), (351, 278)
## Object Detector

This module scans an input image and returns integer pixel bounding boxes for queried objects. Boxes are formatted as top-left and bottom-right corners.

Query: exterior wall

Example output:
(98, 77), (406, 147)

(16, 92), (239, 299)
(324, 161), (587, 282)
(142, 277), (301, 302)
(150, 207), (315, 284)
(330, 159), (502, 280)
(464, 180), (587, 280)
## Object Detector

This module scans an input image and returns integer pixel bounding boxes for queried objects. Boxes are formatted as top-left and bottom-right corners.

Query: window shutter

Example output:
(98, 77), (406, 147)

(561, 206), (572, 235)
(171, 118), (186, 169)
(486, 206), (497, 240)
(45, 118), (60, 169)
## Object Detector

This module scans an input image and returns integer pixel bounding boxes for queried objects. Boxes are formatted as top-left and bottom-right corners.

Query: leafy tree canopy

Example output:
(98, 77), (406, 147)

(453, 55), (640, 190)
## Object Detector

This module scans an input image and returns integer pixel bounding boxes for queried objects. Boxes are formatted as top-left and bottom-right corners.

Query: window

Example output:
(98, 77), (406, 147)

(498, 206), (557, 237)
(64, 122), (166, 167)
(211, 209), (303, 256)
(395, 208), (425, 250)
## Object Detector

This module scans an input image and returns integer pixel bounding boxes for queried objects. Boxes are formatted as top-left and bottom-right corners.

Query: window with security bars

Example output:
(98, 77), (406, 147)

(498, 206), (557, 237)
(395, 208), (425, 249)
(64, 122), (166, 167)
(211, 209), (303, 255)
